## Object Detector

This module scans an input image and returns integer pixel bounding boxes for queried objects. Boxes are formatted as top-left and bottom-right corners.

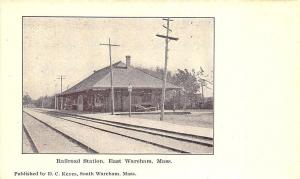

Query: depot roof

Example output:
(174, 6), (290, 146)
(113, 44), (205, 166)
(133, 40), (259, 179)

(60, 61), (181, 95)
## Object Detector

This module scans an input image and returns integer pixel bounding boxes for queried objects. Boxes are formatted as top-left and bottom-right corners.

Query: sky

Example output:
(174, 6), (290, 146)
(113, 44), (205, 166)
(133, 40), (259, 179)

(23, 17), (214, 99)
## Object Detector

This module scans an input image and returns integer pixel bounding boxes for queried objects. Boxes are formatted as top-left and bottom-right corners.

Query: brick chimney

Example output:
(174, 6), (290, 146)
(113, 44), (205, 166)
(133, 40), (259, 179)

(126, 55), (131, 67)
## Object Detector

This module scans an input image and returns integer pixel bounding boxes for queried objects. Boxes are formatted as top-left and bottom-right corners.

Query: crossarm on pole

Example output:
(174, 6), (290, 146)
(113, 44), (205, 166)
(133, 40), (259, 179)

(156, 34), (179, 41)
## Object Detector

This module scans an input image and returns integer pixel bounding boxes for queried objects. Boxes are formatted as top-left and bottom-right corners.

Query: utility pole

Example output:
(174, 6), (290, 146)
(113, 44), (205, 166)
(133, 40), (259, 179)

(56, 75), (66, 110)
(100, 38), (120, 115)
(156, 18), (178, 121)
(198, 72), (213, 107)
(56, 75), (66, 93)
(198, 67), (213, 107)
(201, 79), (204, 105)
(54, 95), (57, 110)
(54, 82), (58, 110)
(128, 83), (132, 117)
(200, 78), (213, 105)
(41, 96), (44, 108)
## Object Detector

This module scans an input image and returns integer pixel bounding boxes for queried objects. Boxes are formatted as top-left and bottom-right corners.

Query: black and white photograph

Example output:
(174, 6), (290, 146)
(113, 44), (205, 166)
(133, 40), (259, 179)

(22, 17), (214, 154)
(1, 1), (300, 179)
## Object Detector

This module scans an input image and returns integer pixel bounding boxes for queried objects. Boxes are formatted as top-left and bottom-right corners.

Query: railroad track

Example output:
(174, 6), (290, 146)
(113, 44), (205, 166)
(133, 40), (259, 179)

(32, 109), (213, 145)
(24, 108), (213, 154)
(22, 124), (38, 153)
(23, 112), (97, 154)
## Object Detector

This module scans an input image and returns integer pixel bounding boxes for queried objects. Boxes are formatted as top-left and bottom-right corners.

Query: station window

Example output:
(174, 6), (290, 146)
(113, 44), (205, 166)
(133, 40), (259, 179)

(95, 95), (105, 104)
(142, 90), (152, 103)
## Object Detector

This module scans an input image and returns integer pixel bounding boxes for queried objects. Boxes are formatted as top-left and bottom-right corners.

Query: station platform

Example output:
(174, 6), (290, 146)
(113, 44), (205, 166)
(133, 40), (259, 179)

(32, 108), (213, 139)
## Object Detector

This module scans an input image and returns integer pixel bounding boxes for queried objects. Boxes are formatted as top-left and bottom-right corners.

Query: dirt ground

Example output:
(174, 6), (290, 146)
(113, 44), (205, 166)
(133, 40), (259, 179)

(130, 111), (213, 128)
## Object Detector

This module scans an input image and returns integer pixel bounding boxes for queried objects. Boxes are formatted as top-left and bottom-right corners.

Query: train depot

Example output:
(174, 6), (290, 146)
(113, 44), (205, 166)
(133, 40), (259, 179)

(55, 56), (181, 112)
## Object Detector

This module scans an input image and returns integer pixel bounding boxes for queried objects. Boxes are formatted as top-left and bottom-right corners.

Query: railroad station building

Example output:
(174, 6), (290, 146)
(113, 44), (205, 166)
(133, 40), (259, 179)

(56, 56), (181, 112)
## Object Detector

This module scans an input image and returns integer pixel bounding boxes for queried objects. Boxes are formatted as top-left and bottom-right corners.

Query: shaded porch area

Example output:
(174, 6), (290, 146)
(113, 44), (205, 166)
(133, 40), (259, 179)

(56, 88), (182, 113)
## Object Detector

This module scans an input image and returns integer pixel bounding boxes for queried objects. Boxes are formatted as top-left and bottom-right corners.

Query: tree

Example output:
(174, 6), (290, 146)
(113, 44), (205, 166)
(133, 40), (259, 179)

(196, 66), (214, 99)
(22, 94), (32, 105)
(195, 67), (214, 109)
(172, 69), (200, 108)
(173, 69), (200, 97)
(33, 95), (55, 108)
(135, 66), (172, 82)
